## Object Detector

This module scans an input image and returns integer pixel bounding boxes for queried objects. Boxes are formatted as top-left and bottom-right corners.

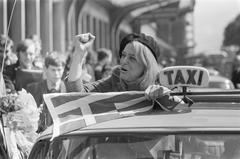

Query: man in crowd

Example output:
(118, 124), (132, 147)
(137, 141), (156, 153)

(3, 38), (42, 92)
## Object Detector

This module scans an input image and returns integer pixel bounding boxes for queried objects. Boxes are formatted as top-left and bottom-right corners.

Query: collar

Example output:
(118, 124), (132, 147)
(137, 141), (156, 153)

(47, 80), (66, 93)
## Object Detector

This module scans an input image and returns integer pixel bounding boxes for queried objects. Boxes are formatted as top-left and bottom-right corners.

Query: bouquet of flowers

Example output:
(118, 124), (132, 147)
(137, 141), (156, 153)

(0, 89), (40, 159)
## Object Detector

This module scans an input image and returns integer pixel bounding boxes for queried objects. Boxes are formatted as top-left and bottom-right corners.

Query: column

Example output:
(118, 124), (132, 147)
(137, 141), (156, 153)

(53, 1), (65, 52)
(9, 0), (25, 43)
(25, 0), (40, 37)
(40, 0), (53, 54)
(0, 0), (7, 35)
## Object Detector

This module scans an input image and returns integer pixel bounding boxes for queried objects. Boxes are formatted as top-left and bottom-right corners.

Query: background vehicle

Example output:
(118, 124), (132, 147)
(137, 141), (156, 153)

(208, 75), (234, 90)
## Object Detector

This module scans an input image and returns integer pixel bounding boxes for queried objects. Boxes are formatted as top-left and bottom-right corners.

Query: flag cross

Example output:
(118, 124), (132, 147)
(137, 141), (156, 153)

(55, 93), (118, 126)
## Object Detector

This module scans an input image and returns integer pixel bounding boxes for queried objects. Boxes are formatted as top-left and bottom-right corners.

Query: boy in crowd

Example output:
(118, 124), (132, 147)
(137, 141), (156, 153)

(26, 51), (66, 132)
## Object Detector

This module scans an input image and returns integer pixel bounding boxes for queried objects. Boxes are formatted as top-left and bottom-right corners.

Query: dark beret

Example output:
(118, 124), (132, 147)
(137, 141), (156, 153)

(119, 33), (161, 60)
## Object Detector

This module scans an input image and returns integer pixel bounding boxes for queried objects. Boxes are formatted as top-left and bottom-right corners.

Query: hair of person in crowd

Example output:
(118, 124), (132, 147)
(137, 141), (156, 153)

(82, 49), (97, 82)
(28, 34), (42, 55)
(28, 34), (44, 68)
(97, 48), (112, 64)
(44, 51), (66, 68)
(16, 39), (35, 55)
(0, 34), (17, 67)
(94, 48), (113, 80)
(0, 35), (13, 52)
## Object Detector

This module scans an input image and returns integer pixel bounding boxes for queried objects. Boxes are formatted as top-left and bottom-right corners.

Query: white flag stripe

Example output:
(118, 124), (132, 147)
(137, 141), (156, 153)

(119, 105), (153, 116)
(83, 116), (96, 126)
(54, 97), (96, 125)
(93, 110), (119, 116)
(43, 94), (60, 122)
(59, 116), (85, 126)
(132, 105), (153, 113)
(115, 96), (146, 109)
(60, 110), (120, 127)
(43, 94), (61, 140)
(55, 93), (115, 114)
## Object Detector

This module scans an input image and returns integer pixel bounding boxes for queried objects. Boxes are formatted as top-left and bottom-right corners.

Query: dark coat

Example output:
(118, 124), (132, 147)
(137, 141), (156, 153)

(3, 61), (42, 92)
(26, 80), (49, 107)
(231, 67), (240, 88)
(26, 80), (66, 132)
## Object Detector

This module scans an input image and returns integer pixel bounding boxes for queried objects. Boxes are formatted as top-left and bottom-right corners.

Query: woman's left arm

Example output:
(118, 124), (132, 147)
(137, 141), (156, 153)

(145, 85), (184, 110)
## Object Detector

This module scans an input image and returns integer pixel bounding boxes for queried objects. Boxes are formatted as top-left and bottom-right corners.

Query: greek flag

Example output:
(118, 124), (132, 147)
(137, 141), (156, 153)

(43, 91), (154, 139)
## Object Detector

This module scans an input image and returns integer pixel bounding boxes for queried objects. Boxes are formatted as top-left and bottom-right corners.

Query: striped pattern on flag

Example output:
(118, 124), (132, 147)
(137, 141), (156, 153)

(43, 91), (153, 139)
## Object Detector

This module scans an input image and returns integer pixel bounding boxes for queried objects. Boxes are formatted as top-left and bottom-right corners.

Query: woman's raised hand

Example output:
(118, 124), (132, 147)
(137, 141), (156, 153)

(74, 33), (95, 59)
(69, 33), (95, 81)
(145, 85), (171, 100)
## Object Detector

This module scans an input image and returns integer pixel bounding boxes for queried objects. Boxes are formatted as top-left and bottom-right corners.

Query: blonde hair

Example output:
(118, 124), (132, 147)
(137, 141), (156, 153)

(132, 41), (160, 90)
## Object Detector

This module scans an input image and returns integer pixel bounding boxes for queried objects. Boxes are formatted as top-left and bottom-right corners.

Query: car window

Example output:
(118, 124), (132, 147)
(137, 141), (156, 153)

(29, 133), (240, 159)
(29, 139), (50, 159)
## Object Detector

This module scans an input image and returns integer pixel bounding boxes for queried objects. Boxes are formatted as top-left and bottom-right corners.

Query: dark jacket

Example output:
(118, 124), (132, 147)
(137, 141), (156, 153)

(3, 61), (42, 92)
(26, 80), (49, 107)
(231, 67), (240, 88)
(26, 80), (66, 132)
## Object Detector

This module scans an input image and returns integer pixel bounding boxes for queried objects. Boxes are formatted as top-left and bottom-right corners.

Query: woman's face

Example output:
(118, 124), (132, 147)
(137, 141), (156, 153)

(120, 42), (145, 82)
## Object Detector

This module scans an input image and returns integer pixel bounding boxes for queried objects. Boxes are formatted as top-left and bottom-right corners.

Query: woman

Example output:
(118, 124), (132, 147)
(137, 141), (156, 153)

(67, 32), (176, 103)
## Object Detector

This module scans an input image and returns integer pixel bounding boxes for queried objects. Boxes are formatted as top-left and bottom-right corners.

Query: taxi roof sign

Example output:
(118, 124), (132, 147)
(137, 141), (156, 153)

(159, 66), (209, 88)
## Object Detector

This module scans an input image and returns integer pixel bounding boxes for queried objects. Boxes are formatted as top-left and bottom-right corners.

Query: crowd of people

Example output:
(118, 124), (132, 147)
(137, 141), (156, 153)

(0, 32), (182, 131)
(0, 32), (184, 158)
(0, 34), (114, 94)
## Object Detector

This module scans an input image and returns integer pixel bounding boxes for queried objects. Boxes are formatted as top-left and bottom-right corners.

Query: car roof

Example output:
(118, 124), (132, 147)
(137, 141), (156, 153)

(39, 104), (240, 140)
(82, 107), (240, 130)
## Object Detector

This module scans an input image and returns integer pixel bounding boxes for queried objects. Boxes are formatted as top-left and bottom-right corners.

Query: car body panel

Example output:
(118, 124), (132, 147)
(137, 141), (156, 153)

(38, 106), (240, 139)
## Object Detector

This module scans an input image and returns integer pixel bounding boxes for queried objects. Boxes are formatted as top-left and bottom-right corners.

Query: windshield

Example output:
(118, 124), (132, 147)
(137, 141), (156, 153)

(29, 133), (240, 159)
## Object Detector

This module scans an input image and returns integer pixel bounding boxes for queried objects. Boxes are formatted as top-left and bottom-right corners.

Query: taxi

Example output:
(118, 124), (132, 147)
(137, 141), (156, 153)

(28, 66), (240, 159)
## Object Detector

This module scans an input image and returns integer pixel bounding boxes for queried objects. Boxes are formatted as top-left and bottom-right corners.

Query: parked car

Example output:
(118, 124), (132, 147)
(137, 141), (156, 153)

(208, 75), (234, 90)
